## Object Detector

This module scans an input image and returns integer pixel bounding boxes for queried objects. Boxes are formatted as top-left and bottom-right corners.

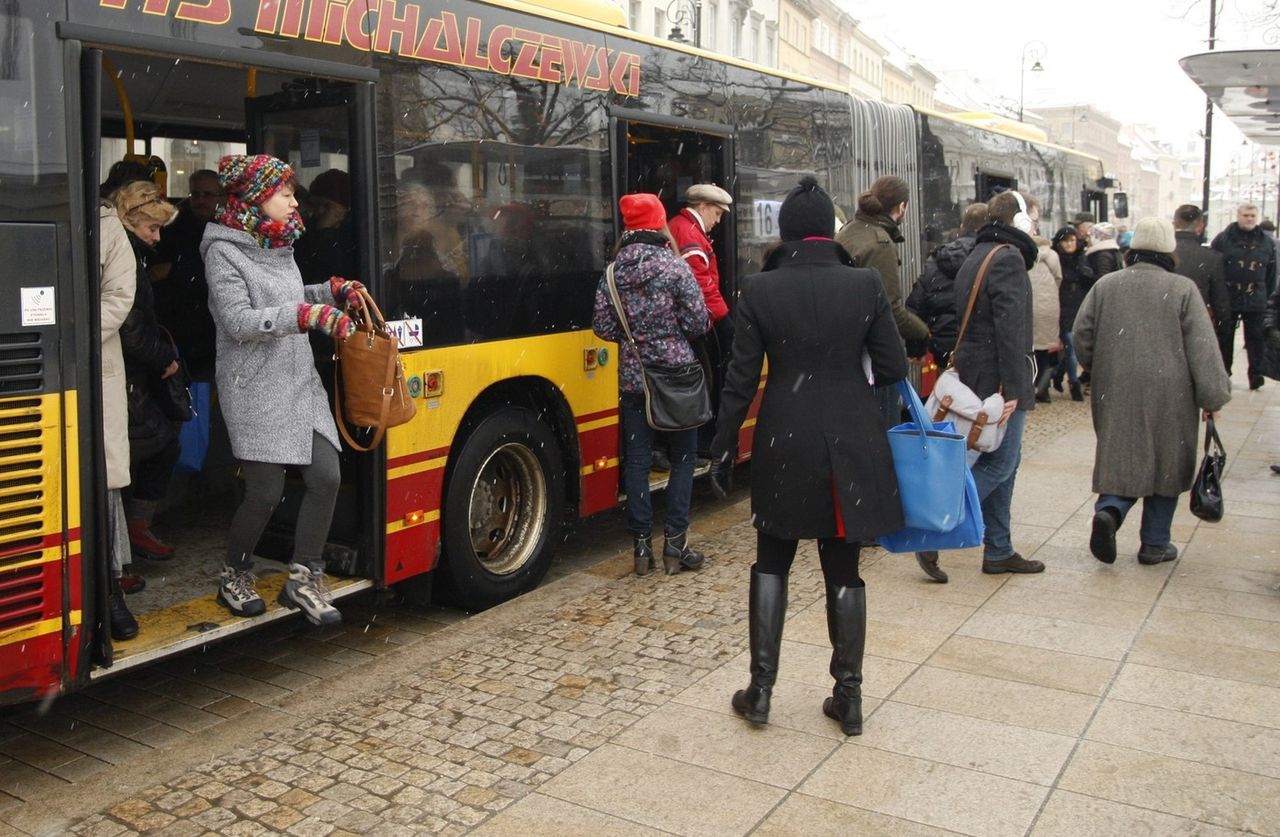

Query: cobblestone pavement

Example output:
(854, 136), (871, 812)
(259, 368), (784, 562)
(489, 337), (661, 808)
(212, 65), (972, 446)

(3, 375), (1279, 836)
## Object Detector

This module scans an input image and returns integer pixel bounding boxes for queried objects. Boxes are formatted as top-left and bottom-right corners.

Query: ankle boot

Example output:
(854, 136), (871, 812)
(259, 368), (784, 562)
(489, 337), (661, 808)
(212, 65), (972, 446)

(731, 567), (787, 724)
(633, 534), (654, 577)
(662, 529), (705, 574)
(1035, 372), (1052, 403)
(109, 577), (139, 641)
(1069, 382), (1084, 402)
(128, 518), (174, 561)
(1051, 371), (1064, 393)
(822, 583), (867, 736)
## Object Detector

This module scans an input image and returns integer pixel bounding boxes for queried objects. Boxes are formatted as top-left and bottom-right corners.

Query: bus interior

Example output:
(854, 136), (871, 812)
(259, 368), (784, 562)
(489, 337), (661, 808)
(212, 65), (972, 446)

(91, 49), (378, 672)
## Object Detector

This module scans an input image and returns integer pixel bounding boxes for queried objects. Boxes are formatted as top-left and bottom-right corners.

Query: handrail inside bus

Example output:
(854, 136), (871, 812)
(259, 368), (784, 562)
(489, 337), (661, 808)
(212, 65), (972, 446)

(100, 54), (134, 155)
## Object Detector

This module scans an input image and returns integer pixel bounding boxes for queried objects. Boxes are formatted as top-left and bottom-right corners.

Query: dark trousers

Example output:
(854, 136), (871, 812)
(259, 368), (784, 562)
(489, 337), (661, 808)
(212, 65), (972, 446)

(1219, 310), (1267, 378)
(755, 531), (863, 587)
(126, 436), (179, 503)
(620, 392), (697, 536)
(226, 431), (341, 571)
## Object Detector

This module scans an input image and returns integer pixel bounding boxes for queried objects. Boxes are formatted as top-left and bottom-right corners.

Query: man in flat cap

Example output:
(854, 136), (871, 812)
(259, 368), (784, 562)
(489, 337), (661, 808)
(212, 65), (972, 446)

(670, 183), (734, 464)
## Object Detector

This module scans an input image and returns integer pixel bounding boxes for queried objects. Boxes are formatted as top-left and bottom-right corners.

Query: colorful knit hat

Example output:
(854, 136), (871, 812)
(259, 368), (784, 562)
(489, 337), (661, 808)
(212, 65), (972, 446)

(218, 154), (294, 206)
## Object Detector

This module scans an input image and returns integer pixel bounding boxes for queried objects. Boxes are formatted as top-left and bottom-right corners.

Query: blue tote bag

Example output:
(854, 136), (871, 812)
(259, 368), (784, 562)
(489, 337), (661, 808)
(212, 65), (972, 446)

(884, 380), (968, 532)
(878, 465), (985, 553)
(176, 382), (211, 474)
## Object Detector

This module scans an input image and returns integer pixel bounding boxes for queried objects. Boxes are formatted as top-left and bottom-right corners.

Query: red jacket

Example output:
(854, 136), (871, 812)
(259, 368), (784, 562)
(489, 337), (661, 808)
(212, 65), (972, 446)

(669, 208), (728, 322)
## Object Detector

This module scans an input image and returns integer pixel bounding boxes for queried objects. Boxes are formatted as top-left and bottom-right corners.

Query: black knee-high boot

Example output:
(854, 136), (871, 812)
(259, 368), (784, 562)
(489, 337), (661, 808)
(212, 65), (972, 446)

(823, 583), (866, 735)
(731, 567), (787, 724)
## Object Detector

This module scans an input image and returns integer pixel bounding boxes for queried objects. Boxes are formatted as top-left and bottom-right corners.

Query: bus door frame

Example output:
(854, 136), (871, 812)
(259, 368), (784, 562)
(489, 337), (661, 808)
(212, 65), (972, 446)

(607, 108), (738, 305)
(57, 25), (386, 682)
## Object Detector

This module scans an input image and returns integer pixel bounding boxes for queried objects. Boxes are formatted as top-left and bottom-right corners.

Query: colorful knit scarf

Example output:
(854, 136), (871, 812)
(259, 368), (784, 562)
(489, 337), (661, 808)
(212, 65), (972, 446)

(217, 195), (305, 249)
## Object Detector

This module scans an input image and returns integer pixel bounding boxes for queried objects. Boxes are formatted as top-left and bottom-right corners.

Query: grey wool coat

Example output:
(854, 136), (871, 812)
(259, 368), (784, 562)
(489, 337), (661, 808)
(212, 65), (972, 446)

(1073, 262), (1231, 498)
(201, 224), (339, 465)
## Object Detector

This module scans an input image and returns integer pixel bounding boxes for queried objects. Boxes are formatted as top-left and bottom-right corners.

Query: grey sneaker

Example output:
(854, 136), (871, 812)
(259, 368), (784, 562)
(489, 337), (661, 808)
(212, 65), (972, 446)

(218, 566), (266, 617)
(278, 563), (341, 626)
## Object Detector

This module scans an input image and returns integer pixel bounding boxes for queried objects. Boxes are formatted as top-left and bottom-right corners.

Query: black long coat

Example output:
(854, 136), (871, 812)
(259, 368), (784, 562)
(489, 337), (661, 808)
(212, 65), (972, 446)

(710, 240), (909, 542)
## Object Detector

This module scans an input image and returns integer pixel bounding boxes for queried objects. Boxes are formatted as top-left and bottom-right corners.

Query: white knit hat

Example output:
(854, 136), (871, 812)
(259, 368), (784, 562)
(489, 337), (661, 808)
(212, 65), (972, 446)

(1129, 217), (1176, 254)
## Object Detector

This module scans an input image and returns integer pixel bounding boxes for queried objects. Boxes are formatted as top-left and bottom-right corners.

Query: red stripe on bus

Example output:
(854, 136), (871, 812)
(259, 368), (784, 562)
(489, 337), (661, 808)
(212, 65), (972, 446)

(0, 528), (80, 561)
(0, 634), (62, 700)
(386, 445), (451, 470)
(386, 467), (445, 524)
(575, 407), (619, 425)
(580, 467), (619, 516)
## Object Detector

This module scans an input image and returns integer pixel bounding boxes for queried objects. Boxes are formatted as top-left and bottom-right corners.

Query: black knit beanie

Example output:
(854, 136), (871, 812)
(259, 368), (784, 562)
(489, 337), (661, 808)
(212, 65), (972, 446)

(778, 175), (836, 241)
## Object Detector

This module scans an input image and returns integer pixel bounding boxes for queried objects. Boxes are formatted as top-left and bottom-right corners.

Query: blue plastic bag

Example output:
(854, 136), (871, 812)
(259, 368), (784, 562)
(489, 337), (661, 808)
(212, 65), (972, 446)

(878, 465), (985, 553)
(885, 380), (969, 532)
(176, 382), (211, 474)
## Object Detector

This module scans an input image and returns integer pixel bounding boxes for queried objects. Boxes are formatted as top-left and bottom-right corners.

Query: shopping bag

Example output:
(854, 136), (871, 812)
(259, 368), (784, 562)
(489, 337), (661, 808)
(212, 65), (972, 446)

(886, 380), (969, 532)
(175, 382), (211, 474)
(1189, 417), (1225, 522)
(878, 466), (985, 553)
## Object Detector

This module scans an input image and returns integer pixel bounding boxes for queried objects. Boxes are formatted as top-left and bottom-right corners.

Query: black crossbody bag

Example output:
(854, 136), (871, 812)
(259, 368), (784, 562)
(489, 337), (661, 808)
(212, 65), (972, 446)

(604, 262), (712, 432)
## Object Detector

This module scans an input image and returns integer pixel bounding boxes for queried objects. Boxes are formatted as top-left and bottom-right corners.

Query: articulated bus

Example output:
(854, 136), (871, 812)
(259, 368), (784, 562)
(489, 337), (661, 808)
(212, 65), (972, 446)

(0, 0), (1103, 705)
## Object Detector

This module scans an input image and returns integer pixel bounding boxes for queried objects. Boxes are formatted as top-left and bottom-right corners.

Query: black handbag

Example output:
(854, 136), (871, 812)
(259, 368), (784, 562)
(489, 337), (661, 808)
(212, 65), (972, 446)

(1190, 417), (1225, 522)
(603, 263), (713, 431)
(154, 357), (194, 422)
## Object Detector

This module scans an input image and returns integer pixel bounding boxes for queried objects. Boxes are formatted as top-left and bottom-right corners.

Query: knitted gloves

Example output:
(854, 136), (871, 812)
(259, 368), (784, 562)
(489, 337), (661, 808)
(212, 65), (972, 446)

(297, 303), (355, 339)
(330, 277), (365, 309)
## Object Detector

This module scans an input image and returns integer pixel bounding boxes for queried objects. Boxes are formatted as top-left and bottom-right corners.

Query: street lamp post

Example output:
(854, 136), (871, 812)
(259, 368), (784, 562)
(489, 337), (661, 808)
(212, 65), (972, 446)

(1018, 41), (1045, 123)
(666, 0), (702, 47)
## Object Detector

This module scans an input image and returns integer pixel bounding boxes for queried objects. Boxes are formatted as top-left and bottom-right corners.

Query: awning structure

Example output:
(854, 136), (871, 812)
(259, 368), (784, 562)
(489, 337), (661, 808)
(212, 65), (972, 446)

(1181, 49), (1280, 145)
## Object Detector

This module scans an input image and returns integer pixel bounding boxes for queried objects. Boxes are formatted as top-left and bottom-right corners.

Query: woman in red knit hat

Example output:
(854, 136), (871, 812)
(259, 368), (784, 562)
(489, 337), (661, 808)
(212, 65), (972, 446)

(592, 194), (711, 576)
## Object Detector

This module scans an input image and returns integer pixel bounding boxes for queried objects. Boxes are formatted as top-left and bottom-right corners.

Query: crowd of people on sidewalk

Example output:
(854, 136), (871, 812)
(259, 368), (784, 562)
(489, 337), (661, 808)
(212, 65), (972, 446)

(594, 176), (1274, 740)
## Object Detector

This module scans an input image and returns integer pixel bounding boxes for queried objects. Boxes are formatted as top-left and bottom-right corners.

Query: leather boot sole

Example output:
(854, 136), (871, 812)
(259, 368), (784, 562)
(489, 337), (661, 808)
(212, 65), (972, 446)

(1090, 511), (1118, 564)
(731, 689), (769, 725)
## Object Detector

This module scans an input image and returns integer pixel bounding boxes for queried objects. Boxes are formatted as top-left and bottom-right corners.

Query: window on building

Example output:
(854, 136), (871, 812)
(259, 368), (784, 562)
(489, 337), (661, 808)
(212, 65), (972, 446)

(654, 8), (665, 38)
(705, 0), (718, 49)
(629, 0), (642, 29)
(751, 18), (760, 62)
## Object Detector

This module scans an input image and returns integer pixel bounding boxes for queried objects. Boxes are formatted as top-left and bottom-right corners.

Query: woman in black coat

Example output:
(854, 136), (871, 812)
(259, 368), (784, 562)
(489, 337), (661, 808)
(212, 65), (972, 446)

(709, 177), (909, 736)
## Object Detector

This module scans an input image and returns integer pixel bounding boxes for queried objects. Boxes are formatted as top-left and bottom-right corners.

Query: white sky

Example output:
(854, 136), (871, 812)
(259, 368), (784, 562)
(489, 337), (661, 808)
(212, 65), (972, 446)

(851, 0), (1277, 167)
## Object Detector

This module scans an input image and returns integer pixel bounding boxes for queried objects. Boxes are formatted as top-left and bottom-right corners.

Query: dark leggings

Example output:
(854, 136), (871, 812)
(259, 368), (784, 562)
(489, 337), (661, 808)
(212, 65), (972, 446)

(755, 531), (864, 588)
(226, 431), (340, 572)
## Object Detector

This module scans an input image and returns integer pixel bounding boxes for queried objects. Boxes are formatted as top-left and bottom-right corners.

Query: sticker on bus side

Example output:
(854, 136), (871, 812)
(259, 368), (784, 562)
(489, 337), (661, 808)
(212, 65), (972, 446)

(20, 287), (55, 326)
(388, 318), (423, 349)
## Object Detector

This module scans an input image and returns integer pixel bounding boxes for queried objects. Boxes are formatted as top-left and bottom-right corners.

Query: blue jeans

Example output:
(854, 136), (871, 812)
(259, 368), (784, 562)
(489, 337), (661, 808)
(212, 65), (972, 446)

(1055, 331), (1080, 385)
(1096, 494), (1177, 547)
(970, 410), (1027, 561)
(620, 393), (698, 536)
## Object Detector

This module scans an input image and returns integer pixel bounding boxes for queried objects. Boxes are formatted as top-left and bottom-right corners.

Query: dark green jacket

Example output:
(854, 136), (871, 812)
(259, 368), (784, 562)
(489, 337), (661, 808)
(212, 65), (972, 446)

(836, 211), (928, 341)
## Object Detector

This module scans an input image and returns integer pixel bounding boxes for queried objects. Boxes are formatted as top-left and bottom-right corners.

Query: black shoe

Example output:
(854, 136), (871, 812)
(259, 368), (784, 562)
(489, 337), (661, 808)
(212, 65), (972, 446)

(1137, 543), (1179, 565)
(109, 593), (139, 641)
(1250, 375), (1264, 391)
(633, 534), (654, 577)
(981, 553), (1045, 574)
(1079, 370), (1091, 385)
(1089, 509), (1119, 564)
(1271, 464), (1280, 475)
(822, 583), (866, 736)
(915, 551), (948, 583)
(651, 449), (671, 472)
(662, 529), (705, 574)
(1069, 382), (1084, 402)
(1051, 374), (1064, 393)
(732, 567), (787, 725)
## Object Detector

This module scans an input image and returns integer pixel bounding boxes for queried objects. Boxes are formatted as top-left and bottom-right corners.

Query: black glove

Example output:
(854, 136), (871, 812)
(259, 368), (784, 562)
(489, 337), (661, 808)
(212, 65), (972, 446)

(1267, 327), (1280, 352)
(708, 449), (733, 500)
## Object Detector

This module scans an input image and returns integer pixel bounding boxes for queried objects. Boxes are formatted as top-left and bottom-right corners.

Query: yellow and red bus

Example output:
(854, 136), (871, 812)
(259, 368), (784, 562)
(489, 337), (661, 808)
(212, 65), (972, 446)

(0, 0), (1103, 704)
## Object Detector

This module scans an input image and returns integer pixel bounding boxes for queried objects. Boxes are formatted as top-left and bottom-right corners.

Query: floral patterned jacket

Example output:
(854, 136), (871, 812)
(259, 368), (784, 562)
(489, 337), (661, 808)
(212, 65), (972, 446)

(592, 241), (709, 394)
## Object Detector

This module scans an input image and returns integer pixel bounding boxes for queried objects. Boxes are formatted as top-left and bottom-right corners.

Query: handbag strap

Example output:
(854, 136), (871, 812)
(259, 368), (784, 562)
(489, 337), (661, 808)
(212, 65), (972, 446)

(603, 262), (645, 367)
(950, 244), (1009, 366)
(1204, 416), (1225, 458)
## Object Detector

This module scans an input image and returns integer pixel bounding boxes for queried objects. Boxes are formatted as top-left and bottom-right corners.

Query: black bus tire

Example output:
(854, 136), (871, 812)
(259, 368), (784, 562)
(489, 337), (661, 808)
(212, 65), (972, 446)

(440, 407), (564, 610)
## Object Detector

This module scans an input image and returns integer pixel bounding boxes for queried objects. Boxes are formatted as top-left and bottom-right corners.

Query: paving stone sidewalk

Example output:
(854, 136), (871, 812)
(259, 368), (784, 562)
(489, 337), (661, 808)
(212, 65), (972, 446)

(3, 378), (1280, 836)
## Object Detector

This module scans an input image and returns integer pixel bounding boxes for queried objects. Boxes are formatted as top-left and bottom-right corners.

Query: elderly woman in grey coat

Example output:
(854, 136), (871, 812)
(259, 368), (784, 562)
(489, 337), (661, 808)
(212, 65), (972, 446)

(202, 154), (363, 625)
(1074, 217), (1231, 565)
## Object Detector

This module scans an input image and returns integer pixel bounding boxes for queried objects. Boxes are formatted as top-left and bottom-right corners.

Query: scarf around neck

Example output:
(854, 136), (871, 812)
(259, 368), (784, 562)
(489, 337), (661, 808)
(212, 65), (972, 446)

(217, 194), (305, 249)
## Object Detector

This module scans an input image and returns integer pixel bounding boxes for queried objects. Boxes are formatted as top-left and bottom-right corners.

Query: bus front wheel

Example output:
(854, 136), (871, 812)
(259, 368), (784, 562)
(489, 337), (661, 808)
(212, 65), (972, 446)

(441, 407), (564, 610)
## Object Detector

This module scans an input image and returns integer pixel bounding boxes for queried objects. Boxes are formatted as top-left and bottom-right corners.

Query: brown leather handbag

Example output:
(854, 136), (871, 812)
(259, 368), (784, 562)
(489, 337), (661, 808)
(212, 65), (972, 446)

(333, 288), (416, 451)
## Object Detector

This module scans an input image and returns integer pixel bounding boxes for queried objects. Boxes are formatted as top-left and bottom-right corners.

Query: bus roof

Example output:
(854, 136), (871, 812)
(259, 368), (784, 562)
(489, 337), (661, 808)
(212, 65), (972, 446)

(915, 106), (1105, 167)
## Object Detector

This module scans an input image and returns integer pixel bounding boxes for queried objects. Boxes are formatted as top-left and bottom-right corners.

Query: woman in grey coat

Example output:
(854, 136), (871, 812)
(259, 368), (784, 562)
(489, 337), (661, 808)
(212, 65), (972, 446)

(1074, 217), (1231, 565)
(202, 154), (362, 625)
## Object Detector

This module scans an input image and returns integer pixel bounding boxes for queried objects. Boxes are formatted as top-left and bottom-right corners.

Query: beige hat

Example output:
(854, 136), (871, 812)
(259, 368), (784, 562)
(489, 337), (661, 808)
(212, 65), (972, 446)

(1129, 217), (1176, 254)
(685, 183), (733, 211)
